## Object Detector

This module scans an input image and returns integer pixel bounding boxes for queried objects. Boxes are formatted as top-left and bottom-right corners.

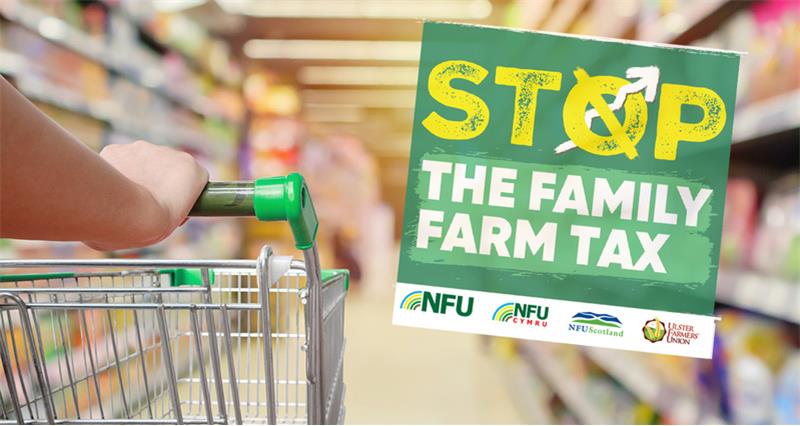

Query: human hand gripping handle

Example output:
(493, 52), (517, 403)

(189, 174), (319, 250)
(95, 143), (318, 251)
(84, 141), (210, 250)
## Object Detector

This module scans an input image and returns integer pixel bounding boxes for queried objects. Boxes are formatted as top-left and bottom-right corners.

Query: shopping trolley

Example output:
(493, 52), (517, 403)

(0, 174), (348, 425)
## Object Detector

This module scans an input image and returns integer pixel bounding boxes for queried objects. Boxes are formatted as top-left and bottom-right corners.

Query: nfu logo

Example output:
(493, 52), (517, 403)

(493, 303), (549, 327)
(399, 290), (474, 317)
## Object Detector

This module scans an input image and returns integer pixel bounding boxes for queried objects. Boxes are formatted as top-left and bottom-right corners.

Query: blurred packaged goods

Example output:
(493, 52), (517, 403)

(716, 172), (799, 324)
(0, 0), (245, 260)
(774, 351), (800, 425)
(722, 172), (800, 280)
(243, 73), (301, 117)
(239, 68), (391, 286)
(0, 0), (244, 160)
(246, 117), (302, 177)
(121, 0), (243, 87)
(494, 1), (800, 424)
(35, 102), (107, 151)
(242, 119), (391, 286)
(720, 178), (759, 268)
(716, 308), (799, 424)
(512, 307), (798, 425)
(690, 0), (800, 106)
(751, 174), (800, 280)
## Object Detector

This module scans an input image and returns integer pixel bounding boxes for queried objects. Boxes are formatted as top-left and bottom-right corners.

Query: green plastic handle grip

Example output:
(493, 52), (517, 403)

(189, 173), (319, 250)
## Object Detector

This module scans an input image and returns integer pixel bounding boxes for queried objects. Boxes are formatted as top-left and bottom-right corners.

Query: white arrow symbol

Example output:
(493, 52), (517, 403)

(555, 66), (660, 154)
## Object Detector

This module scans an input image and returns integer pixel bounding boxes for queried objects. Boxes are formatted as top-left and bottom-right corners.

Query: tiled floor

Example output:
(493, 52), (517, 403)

(342, 289), (523, 424)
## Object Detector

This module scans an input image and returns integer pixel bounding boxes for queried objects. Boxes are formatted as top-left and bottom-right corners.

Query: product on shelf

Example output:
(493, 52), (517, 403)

(692, 0), (800, 106)
(119, 0), (242, 87)
(35, 102), (105, 151)
(714, 308), (799, 424)
(718, 171), (799, 286)
(751, 174), (800, 280)
(774, 351), (800, 424)
(729, 355), (775, 424)
(720, 178), (759, 268)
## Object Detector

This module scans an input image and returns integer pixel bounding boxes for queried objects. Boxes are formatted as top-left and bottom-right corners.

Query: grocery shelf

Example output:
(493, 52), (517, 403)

(732, 90), (800, 144)
(500, 355), (555, 424)
(18, 78), (117, 124)
(639, 0), (751, 45)
(17, 77), (235, 161)
(111, 4), (239, 90)
(0, 2), (235, 126)
(584, 348), (724, 424)
(518, 342), (611, 425)
(717, 269), (800, 324)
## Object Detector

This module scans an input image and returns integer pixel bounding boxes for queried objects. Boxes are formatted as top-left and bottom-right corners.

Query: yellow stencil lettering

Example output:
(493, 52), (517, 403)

(655, 83), (726, 161)
(422, 60), (490, 140)
(495, 66), (562, 147)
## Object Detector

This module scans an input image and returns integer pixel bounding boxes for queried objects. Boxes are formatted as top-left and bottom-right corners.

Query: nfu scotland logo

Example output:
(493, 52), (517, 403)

(492, 303), (549, 327)
(568, 312), (624, 337)
(399, 290), (473, 317)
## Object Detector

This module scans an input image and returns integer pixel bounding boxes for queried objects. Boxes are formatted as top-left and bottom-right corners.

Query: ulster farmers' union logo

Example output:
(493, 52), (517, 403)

(642, 318), (699, 344)
(642, 318), (666, 342)
(492, 302), (549, 327)
(400, 290), (473, 317)
(568, 312), (624, 337)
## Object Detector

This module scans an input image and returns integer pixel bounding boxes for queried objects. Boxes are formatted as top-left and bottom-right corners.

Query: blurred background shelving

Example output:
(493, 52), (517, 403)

(1, 0), (798, 424)
(0, 0), (247, 260)
(502, 1), (800, 424)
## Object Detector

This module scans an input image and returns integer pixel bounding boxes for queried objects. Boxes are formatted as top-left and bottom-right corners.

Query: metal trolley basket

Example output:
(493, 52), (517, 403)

(0, 175), (348, 425)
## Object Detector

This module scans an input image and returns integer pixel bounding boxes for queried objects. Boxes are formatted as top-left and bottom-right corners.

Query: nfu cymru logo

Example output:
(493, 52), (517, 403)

(399, 290), (474, 317)
(492, 303), (549, 327)
(568, 312), (624, 337)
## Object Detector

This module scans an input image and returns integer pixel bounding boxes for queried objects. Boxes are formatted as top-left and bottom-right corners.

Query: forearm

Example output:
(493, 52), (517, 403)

(0, 77), (165, 246)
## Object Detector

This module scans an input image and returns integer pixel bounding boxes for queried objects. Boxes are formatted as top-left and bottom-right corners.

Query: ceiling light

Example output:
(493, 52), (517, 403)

(302, 89), (416, 108)
(244, 39), (420, 61)
(217, 0), (492, 19)
(38, 16), (68, 40)
(304, 104), (366, 123)
(153, 0), (208, 12)
(298, 66), (418, 86)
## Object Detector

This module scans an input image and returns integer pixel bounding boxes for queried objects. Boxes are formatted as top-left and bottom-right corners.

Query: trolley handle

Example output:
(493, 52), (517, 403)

(189, 173), (318, 250)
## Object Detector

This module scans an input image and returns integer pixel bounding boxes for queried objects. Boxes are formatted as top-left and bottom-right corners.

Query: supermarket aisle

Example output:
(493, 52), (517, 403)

(342, 289), (523, 424)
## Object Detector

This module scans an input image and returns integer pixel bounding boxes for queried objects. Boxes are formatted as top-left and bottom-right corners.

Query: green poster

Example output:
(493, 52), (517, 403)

(393, 22), (740, 358)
